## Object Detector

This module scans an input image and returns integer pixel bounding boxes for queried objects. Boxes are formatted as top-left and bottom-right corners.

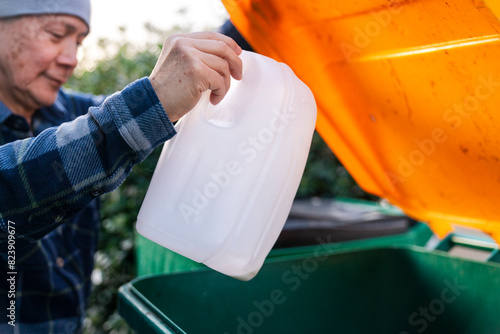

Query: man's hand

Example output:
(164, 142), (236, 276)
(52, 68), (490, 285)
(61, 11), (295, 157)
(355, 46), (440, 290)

(149, 31), (243, 122)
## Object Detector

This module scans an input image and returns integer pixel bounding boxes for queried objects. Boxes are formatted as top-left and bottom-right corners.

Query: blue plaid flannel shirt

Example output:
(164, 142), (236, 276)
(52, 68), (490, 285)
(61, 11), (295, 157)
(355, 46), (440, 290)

(0, 77), (176, 333)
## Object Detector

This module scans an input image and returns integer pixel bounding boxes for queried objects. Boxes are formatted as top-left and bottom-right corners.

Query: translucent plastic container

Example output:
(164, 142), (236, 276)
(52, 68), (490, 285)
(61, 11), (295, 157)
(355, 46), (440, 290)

(136, 51), (317, 280)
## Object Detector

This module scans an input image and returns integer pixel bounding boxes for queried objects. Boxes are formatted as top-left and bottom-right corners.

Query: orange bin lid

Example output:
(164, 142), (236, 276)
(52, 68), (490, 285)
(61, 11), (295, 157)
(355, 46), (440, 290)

(223, 0), (500, 243)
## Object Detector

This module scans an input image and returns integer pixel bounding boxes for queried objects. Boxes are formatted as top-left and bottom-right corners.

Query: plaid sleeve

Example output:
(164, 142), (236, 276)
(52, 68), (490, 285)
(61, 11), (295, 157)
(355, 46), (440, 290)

(0, 77), (176, 242)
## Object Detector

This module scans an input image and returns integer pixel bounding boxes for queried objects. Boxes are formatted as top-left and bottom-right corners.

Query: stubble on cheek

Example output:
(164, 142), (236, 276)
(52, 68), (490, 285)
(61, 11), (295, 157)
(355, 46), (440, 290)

(5, 24), (32, 71)
(1, 16), (61, 108)
(7, 20), (44, 84)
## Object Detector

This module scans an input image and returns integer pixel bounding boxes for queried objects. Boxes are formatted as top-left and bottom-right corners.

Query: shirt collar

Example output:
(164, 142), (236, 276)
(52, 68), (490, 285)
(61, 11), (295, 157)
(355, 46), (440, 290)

(36, 90), (71, 125)
(0, 90), (70, 126)
(0, 99), (13, 124)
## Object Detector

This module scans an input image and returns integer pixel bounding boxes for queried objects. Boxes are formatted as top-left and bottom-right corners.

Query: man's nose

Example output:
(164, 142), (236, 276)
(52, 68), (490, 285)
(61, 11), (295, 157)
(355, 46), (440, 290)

(57, 40), (78, 69)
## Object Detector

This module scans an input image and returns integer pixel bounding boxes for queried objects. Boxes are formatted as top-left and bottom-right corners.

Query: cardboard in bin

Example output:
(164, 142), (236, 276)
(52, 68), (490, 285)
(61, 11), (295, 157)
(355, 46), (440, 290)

(222, 0), (500, 243)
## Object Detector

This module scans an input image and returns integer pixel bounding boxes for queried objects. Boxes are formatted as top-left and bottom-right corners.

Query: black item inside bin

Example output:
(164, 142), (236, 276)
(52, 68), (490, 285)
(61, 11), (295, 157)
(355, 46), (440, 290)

(273, 198), (412, 248)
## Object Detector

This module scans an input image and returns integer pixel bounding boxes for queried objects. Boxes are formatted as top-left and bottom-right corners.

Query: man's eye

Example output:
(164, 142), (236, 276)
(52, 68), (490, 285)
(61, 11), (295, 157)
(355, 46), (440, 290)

(47, 30), (64, 39)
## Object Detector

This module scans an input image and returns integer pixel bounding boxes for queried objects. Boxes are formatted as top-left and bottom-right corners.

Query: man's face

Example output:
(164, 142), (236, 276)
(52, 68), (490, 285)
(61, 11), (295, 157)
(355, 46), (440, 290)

(0, 15), (88, 111)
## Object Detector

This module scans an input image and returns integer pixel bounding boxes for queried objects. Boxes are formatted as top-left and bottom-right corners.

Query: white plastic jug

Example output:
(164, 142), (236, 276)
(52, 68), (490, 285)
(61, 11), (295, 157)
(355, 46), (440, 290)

(136, 50), (317, 280)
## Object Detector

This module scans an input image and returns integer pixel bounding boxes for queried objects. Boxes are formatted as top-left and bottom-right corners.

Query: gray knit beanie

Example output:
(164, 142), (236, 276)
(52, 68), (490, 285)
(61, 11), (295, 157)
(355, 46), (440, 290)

(0, 0), (91, 28)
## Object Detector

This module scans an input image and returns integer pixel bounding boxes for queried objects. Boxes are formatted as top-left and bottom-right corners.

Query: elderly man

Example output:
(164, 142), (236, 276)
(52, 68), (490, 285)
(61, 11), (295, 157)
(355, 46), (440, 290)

(0, 0), (242, 332)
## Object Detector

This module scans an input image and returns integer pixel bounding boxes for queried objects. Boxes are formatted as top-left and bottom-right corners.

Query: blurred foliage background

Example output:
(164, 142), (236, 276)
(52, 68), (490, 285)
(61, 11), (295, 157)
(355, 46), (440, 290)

(66, 20), (375, 334)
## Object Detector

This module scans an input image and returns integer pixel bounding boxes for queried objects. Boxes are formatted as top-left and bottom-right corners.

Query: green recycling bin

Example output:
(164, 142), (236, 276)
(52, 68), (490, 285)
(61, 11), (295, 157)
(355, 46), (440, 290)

(118, 223), (500, 334)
